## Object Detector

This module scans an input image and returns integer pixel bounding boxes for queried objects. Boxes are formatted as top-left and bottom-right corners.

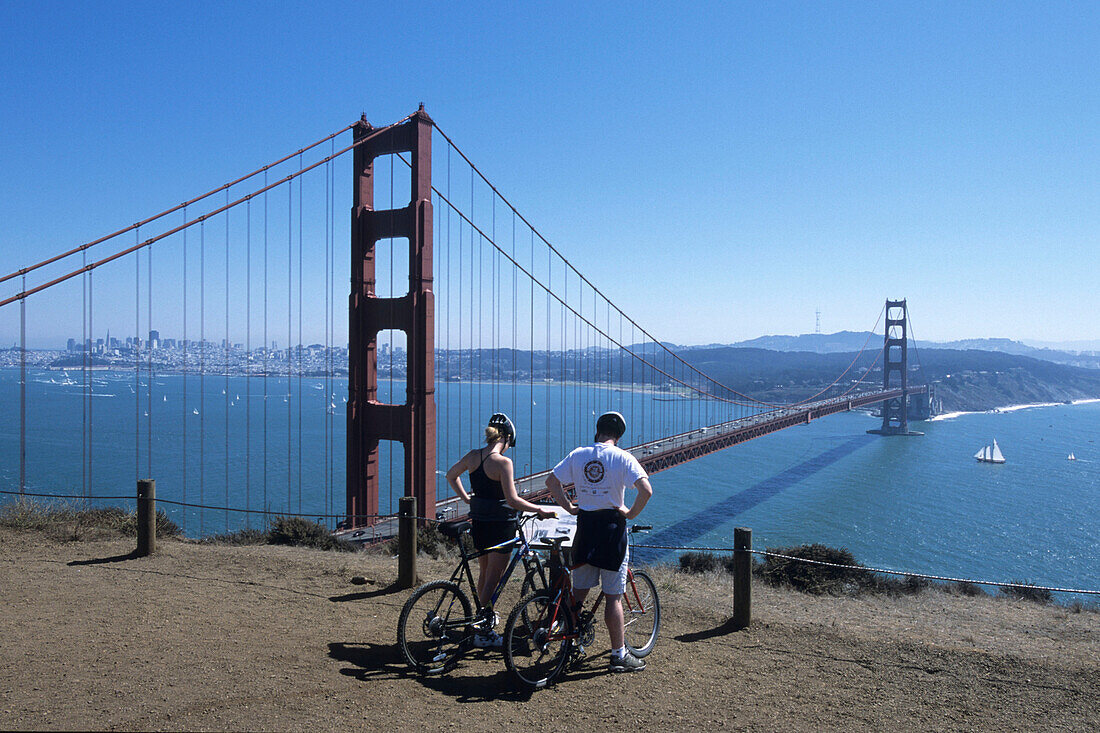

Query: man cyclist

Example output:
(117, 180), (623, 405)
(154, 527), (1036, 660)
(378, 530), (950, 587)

(546, 411), (653, 672)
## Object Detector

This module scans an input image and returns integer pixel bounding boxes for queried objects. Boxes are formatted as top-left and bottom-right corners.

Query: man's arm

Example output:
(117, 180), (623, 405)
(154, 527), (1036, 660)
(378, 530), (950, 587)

(545, 473), (578, 515)
(623, 476), (652, 520)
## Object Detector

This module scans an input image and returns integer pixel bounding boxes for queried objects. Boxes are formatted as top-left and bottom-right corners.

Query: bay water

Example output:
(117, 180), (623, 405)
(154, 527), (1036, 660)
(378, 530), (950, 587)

(2, 368), (1097, 599)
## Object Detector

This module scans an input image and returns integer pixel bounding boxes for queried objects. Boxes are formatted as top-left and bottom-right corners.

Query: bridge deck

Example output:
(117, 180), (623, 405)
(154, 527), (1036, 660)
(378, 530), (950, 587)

(431, 386), (925, 520)
(336, 386), (925, 541)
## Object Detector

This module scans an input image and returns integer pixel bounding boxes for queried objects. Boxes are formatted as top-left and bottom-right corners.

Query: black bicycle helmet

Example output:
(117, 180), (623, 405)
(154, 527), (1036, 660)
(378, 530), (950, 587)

(595, 410), (626, 441)
(487, 412), (517, 447)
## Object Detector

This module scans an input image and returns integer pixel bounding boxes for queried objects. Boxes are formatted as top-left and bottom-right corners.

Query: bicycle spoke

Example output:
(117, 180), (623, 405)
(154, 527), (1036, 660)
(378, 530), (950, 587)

(504, 592), (574, 689)
(397, 580), (473, 675)
(622, 569), (661, 658)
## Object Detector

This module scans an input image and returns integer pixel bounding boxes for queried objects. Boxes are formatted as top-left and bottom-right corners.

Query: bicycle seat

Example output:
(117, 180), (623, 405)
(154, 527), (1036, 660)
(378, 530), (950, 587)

(437, 519), (471, 540)
(536, 535), (569, 548)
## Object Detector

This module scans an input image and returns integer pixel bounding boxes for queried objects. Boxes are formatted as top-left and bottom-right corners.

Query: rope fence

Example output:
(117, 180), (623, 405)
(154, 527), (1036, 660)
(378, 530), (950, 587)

(635, 542), (1100, 597)
(4, 488), (1097, 597)
(0, 488), (395, 524)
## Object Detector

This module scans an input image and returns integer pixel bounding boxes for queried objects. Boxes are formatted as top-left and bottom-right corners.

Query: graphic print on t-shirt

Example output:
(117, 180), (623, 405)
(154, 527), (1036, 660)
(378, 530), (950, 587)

(583, 460), (605, 484)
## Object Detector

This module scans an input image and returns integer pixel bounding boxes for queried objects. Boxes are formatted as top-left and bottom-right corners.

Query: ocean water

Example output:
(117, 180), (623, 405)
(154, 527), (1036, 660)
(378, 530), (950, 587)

(2, 368), (1098, 598)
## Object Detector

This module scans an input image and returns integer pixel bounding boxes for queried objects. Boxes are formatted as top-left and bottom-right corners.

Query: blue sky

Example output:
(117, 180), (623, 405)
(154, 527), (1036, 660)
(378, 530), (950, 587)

(2, 2), (1098, 347)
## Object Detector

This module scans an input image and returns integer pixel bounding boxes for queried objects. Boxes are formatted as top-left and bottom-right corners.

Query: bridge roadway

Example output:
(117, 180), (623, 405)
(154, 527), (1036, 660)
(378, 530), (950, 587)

(336, 386), (925, 541)
(431, 386), (926, 522)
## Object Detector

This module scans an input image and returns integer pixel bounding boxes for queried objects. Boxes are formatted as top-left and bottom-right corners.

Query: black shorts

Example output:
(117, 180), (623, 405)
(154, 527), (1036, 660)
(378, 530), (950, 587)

(470, 520), (517, 554)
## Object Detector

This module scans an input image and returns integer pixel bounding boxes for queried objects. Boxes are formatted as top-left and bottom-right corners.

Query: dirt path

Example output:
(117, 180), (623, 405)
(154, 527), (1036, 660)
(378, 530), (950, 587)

(1, 530), (1097, 731)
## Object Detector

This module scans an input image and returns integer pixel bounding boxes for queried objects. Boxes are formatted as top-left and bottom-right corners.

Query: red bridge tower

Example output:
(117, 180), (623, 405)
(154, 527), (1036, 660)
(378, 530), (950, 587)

(347, 108), (436, 526)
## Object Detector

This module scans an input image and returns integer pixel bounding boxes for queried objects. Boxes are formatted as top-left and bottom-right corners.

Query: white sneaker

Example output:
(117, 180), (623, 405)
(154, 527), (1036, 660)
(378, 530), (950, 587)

(473, 630), (504, 649)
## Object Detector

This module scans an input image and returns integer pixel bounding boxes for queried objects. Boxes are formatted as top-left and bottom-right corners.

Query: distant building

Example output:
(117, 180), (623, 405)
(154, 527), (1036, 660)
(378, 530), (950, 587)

(67, 338), (76, 352)
(149, 330), (160, 343)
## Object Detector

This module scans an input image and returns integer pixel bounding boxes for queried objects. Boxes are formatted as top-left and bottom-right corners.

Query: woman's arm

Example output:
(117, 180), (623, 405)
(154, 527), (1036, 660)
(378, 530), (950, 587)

(498, 457), (556, 519)
(445, 452), (472, 503)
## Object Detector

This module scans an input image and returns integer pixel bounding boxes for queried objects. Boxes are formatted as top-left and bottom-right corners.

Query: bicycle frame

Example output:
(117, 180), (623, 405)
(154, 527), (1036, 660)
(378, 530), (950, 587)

(538, 528), (651, 645)
(443, 514), (549, 617)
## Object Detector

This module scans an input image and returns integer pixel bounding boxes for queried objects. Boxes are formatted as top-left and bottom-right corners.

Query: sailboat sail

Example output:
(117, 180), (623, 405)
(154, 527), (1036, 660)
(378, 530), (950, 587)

(990, 439), (1005, 463)
(976, 439), (1005, 464)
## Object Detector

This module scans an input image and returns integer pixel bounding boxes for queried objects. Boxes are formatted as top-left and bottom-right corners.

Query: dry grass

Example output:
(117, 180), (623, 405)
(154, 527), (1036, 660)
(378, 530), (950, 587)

(0, 497), (180, 542)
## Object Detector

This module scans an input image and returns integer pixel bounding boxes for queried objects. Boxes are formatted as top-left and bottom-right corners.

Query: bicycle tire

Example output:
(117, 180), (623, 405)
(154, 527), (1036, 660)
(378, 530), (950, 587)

(622, 569), (660, 658)
(397, 580), (472, 675)
(520, 564), (548, 598)
(503, 591), (574, 690)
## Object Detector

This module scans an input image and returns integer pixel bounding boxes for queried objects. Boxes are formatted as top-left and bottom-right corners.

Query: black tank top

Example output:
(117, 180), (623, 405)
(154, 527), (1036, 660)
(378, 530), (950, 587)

(469, 450), (516, 522)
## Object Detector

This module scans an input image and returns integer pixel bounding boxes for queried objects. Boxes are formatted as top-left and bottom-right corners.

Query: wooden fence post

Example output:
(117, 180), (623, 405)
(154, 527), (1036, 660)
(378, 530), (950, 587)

(398, 496), (417, 589)
(136, 479), (156, 557)
(733, 526), (752, 629)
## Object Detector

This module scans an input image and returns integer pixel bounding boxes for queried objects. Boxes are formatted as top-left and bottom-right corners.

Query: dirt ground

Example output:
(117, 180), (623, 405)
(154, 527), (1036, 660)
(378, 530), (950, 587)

(1, 529), (1097, 732)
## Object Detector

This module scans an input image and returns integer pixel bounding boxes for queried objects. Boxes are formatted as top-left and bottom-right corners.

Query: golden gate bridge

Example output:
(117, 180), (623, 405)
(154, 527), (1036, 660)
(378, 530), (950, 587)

(0, 106), (928, 535)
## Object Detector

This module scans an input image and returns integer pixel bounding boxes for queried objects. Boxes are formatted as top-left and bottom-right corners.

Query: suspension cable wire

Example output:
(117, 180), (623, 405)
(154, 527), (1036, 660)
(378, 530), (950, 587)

(397, 153), (755, 410)
(263, 170), (269, 525)
(19, 276), (26, 495)
(426, 126), (890, 412)
(511, 209), (517, 431)
(200, 220), (206, 535)
(135, 230), (141, 485)
(444, 147), (451, 482)
(427, 183), (755, 409)
(411, 148), (891, 417)
(1, 116), (413, 311)
(245, 197), (252, 529)
(0, 124), (356, 287)
(474, 168), (481, 430)
(225, 188), (232, 531)
(81, 251), (87, 499)
(328, 139), (336, 523)
(322, 148), (330, 527)
(904, 307), (929, 389)
(388, 154), (395, 514)
(287, 179), (293, 515)
(329, 140), (337, 524)
(491, 195), (496, 407)
(297, 153), (303, 515)
(88, 270), (94, 497)
(529, 227), (535, 477)
(182, 207), (188, 532)
(147, 226), (153, 478)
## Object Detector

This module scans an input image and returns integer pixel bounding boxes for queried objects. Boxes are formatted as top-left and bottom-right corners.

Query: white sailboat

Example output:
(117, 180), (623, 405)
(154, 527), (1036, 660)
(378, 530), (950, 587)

(1068, 452), (1076, 461)
(975, 438), (1006, 464)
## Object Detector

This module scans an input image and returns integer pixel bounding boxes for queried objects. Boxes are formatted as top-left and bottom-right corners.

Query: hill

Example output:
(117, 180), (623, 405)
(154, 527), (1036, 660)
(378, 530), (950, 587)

(722, 332), (1100, 369)
(677, 346), (1100, 413)
(1, 528), (1096, 731)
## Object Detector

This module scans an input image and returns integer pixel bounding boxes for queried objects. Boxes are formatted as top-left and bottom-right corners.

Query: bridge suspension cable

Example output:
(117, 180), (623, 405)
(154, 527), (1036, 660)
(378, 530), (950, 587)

(426, 123), (893, 412)
(0, 115), (415, 309)
(0, 124), (356, 288)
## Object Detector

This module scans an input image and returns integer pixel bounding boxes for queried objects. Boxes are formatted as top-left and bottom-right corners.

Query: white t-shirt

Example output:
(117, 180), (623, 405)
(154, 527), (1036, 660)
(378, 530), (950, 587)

(552, 442), (648, 511)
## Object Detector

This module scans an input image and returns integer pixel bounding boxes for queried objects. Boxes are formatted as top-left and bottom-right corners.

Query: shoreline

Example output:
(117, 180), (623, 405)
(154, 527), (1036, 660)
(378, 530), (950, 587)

(930, 397), (1100, 422)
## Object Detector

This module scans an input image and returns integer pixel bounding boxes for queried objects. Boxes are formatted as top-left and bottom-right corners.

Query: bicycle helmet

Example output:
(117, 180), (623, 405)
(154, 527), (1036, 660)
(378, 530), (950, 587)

(595, 410), (627, 442)
(487, 412), (517, 447)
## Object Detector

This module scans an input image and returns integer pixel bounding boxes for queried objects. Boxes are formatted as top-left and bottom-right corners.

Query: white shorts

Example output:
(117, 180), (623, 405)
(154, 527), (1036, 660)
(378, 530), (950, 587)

(571, 546), (629, 596)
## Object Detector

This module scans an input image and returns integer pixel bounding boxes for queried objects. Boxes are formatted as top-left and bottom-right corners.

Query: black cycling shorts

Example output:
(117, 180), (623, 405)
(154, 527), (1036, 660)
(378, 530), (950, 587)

(471, 520), (517, 554)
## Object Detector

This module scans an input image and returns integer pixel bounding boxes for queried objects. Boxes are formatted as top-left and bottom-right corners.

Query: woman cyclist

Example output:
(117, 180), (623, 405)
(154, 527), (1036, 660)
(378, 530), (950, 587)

(445, 413), (556, 648)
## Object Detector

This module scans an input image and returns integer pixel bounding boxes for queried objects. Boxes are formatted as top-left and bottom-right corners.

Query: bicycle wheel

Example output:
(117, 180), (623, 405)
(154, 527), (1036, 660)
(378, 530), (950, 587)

(503, 592), (574, 690)
(397, 580), (472, 675)
(622, 569), (660, 658)
(520, 563), (548, 598)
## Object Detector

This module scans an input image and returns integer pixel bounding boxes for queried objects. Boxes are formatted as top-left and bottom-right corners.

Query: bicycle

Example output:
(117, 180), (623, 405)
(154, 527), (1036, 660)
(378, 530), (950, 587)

(502, 524), (661, 689)
(396, 512), (556, 675)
